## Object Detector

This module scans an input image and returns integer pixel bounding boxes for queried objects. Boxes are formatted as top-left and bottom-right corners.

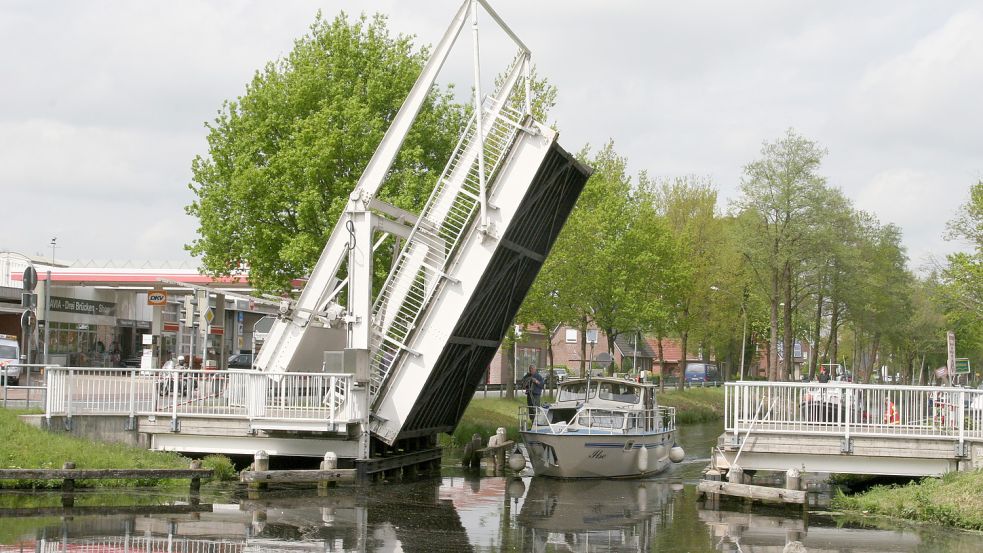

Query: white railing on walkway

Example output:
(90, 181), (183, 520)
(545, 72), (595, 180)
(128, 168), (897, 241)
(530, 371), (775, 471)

(44, 367), (357, 426)
(725, 381), (983, 448)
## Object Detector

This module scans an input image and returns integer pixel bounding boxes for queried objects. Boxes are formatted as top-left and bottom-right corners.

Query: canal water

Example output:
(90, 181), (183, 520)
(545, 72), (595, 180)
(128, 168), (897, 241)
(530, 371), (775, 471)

(1, 422), (981, 552)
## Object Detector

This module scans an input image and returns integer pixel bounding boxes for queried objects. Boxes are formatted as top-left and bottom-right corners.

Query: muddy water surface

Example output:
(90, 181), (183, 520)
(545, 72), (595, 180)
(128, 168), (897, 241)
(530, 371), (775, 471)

(0, 422), (980, 552)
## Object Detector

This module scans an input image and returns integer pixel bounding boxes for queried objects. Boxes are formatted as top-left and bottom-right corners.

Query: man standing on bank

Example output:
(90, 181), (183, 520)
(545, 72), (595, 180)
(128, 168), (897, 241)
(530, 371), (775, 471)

(521, 364), (545, 419)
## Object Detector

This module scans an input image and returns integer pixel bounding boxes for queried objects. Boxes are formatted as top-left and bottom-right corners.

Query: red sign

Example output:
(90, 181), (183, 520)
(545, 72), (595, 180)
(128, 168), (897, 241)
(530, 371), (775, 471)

(162, 323), (180, 333)
(209, 326), (224, 335)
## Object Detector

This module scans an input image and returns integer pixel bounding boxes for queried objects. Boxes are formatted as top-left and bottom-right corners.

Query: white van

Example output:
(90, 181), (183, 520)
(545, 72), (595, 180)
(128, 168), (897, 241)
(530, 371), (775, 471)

(0, 334), (21, 385)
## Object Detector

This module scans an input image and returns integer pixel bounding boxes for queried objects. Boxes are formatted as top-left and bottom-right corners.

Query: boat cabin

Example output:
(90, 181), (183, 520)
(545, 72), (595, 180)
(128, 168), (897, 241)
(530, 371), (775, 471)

(540, 377), (662, 433)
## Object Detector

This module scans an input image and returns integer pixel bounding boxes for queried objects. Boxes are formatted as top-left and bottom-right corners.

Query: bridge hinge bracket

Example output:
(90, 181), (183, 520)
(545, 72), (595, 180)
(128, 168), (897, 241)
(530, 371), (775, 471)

(64, 417), (73, 432)
(124, 416), (136, 431)
(955, 442), (968, 458)
(170, 418), (181, 433)
(840, 437), (853, 453)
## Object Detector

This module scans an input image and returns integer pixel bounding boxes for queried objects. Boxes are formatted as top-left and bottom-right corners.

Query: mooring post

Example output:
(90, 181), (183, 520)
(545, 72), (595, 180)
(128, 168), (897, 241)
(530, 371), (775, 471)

(318, 452), (338, 493)
(61, 461), (76, 507)
(189, 459), (203, 496)
(785, 467), (801, 492)
(252, 450), (269, 492)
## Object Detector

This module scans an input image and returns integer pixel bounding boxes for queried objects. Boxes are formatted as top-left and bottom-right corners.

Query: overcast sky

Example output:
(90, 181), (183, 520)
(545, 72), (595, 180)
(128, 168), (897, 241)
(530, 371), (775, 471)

(1, 1), (980, 272)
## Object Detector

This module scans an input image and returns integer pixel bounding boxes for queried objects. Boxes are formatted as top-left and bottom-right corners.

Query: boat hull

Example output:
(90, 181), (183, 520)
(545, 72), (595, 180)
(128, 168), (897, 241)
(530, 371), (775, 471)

(520, 430), (676, 478)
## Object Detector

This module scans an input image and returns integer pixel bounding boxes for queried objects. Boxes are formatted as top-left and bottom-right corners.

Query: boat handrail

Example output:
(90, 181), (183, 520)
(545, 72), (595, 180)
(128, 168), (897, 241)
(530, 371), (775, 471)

(519, 406), (676, 435)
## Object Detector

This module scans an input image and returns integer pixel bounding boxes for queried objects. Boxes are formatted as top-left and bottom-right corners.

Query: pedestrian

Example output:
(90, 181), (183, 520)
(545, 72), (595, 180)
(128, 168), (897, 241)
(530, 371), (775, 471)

(818, 366), (830, 383)
(520, 364), (545, 421)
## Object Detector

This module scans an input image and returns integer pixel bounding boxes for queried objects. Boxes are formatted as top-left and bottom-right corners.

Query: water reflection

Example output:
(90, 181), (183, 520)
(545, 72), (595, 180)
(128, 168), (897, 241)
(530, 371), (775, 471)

(516, 478), (680, 552)
(1, 474), (982, 553)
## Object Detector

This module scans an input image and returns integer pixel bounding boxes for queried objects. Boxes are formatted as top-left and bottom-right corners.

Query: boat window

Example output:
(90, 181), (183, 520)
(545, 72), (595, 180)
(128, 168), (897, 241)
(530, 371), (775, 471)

(558, 382), (595, 402)
(597, 382), (640, 404)
(582, 410), (625, 429)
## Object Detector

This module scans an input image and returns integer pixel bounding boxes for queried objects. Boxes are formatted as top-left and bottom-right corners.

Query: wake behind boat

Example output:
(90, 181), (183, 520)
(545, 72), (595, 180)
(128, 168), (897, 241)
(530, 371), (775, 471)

(519, 377), (685, 478)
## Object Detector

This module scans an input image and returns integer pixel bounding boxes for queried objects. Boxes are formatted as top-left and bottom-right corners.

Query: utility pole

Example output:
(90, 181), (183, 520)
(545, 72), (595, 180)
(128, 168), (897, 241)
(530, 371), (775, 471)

(43, 237), (56, 365)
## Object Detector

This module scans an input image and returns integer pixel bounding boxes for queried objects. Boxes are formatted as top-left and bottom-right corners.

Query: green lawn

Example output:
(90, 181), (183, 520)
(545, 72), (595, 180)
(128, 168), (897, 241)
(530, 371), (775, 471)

(834, 470), (983, 530)
(0, 408), (233, 488)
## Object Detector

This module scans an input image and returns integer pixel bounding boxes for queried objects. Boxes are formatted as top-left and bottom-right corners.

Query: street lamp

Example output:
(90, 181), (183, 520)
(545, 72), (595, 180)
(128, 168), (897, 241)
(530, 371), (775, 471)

(711, 285), (748, 381)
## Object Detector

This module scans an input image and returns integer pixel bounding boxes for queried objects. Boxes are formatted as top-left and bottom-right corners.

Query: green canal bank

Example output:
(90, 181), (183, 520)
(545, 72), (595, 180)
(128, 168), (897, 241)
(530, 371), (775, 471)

(0, 409), (235, 488)
(834, 470), (983, 530)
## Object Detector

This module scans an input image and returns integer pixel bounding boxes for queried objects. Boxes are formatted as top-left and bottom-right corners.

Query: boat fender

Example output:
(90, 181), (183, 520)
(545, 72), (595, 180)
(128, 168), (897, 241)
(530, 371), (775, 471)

(508, 451), (527, 472)
(669, 445), (685, 463)
(636, 446), (649, 472)
(507, 477), (526, 498)
(636, 484), (648, 511)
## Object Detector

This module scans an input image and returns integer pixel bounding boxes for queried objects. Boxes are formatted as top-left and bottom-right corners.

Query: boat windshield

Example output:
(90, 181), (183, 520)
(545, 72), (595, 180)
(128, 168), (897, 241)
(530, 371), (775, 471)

(558, 382), (596, 402)
(597, 382), (641, 404)
(579, 409), (625, 429)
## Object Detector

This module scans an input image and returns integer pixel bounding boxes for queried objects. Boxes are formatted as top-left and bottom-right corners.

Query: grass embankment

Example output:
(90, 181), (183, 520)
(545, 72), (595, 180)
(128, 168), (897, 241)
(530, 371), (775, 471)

(834, 470), (983, 530)
(443, 387), (725, 447)
(0, 408), (235, 488)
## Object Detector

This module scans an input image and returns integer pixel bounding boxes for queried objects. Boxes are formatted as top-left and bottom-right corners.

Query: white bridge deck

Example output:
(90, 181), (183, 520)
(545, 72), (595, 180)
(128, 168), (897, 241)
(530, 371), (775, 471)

(716, 381), (983, 476)
(36, 367), (361, 456)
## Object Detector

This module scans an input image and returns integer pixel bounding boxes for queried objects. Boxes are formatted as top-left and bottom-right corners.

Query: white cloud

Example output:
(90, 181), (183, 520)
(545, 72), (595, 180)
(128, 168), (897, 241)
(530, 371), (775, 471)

(0, 0), (979, 271)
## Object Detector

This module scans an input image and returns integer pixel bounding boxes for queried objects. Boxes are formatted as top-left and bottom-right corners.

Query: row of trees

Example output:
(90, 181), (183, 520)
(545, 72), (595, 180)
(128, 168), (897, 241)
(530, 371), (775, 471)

(187, 12), (980, 387)
(515, 129), (980, 387)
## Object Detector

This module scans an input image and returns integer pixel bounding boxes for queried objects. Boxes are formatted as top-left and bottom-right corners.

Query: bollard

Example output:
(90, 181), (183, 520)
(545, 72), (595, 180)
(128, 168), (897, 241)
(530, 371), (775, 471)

(252, 450), (269, 492)
(470, 433), (482, 469)
(727, 464), (744, 484)
(61, 461), (76, 507)
(318, 452), (338, 493)
(189, 459), (203, 495)
(785, 467), (801, 491)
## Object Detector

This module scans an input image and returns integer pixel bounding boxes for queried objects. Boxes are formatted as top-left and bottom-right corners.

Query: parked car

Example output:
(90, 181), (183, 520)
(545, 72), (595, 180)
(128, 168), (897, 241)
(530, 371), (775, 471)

(545, 368), (569, 387)
(0, 334), (21, 385)
(228, 353), (253, 369)
(684, 363), (721, 386)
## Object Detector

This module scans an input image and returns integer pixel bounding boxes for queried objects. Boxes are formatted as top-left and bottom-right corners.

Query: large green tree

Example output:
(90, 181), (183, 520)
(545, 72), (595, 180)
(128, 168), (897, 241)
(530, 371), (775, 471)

(187, 13), (464, 292)
(735, 129), (827, 381)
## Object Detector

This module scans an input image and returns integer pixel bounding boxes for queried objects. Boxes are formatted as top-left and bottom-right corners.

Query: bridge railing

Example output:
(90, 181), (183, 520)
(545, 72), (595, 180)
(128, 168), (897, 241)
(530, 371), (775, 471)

(725, 381), (983, 445)
(44, 367), (356, 425)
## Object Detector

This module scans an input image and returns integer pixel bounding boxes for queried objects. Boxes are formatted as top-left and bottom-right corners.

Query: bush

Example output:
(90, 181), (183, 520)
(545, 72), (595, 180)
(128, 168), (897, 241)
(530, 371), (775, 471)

(201, 454), (237, 481)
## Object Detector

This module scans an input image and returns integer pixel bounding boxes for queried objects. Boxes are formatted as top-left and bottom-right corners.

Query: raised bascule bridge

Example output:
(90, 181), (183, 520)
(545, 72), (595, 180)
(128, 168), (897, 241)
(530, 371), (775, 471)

(36, 0), (591, 478)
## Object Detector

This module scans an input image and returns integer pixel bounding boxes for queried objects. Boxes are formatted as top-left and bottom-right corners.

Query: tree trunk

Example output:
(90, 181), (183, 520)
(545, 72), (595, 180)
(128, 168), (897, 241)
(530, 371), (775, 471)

(782, 264), (794, 381)
(769, 271), (780, 381)
(677, 330), (688, 391)
(657, 333), (666, 392)
(578, 317), (588, 378)
(604, 328), (618, 376)
(505, 338), (516, 400)
(810, 289), (823, 381)
(828, 296), (839, 367)
(918, 353), (926, 386)
(545, 328), (555, 392)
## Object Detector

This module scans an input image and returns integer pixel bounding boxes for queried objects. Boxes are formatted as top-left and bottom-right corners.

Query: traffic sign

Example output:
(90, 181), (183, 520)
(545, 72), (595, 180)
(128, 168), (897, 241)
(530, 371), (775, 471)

(204, 307), (215, 325)
(21, 309), (37, 332)
(22, 266), (37, 291)
(147, 290), (168, 306)
(955, 358), (971, 375)
(947, 331), (956, 375)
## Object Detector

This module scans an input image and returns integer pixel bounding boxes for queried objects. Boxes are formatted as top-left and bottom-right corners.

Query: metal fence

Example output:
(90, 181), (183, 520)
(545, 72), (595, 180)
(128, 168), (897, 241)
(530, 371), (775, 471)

(44, 367), (357, 425)
(725, 381), (983, 448)
(1, 363), (55, 409)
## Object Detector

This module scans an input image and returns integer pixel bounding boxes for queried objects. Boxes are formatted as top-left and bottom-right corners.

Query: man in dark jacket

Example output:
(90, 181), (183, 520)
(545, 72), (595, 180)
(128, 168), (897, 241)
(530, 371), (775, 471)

(521, 365), (545, 420)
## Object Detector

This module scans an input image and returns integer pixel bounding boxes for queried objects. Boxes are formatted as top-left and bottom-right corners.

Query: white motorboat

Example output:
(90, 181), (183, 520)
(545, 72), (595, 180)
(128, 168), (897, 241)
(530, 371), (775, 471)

(519, 377), (685, 478)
